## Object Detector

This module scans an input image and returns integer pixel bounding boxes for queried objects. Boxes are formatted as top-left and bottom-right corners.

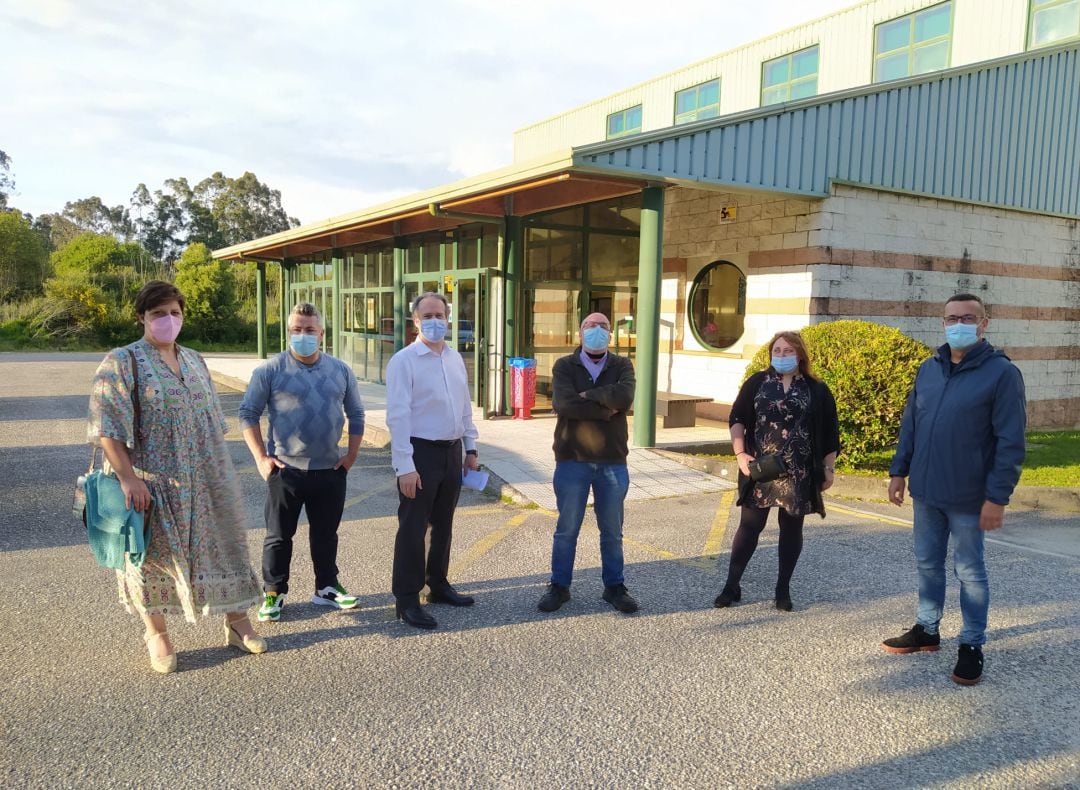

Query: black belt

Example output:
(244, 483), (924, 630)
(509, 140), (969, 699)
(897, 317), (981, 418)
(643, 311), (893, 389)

(411, 437), (461, 447)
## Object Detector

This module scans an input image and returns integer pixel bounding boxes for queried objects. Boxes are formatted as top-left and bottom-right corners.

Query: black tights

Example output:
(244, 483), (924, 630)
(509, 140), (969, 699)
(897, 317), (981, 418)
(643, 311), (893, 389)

(723, 505), (805, 593)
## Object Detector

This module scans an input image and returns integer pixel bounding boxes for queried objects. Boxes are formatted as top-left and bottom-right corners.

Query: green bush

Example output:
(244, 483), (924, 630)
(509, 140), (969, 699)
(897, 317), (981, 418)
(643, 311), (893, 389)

(744, 320), (932, 467)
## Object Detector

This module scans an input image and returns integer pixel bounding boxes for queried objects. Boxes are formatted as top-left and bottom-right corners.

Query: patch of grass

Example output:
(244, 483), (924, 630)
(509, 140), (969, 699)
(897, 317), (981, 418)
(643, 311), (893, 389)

(695, 431), (1080, 488)
(1019, 431), (1080, 488)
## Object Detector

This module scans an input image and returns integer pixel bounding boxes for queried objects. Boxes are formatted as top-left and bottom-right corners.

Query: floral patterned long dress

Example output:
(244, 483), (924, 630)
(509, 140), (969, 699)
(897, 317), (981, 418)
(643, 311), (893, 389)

(88, 338), (260, 622)
(751, 372), (816, 516)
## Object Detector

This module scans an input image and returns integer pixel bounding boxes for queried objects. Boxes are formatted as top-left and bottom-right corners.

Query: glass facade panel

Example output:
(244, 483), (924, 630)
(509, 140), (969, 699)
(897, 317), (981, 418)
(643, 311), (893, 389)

(589, 197), (641, 231)
(877, 51), (912, 82)
(762, 46), (819, 106)
(913, 39), (949, 74)
(606, 105), (642, 139)
(588, 234), (640, 285)
(422, 237), (441, 273)
(525, 228), (583, 281)
(877, 17), (910, 52)
(915, 3), (952, 40)
(689, 262), (746, 350)
(674, 79), (721, 124)
(1031, 0), (1080, 46)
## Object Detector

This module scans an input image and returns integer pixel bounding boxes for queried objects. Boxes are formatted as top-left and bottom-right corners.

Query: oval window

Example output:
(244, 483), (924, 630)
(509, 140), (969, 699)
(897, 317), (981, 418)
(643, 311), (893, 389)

(689, 261), (746, 350)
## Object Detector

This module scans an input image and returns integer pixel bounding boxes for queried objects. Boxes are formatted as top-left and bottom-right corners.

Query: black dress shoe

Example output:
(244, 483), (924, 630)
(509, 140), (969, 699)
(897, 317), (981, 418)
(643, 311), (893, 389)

(425, 586), (475, 607)
(395, 602), (437, 629)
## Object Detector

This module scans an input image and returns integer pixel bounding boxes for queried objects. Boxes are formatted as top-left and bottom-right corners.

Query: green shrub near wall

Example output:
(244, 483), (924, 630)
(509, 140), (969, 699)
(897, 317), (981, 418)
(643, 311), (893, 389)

(745, 320), (932, 467)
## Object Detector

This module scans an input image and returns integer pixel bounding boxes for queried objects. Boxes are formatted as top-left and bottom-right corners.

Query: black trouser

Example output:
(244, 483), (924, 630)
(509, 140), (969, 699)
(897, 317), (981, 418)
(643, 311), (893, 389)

(724, 505), (806, 592)
(263, 467), (348, 595)
(392, 438), (462, 603)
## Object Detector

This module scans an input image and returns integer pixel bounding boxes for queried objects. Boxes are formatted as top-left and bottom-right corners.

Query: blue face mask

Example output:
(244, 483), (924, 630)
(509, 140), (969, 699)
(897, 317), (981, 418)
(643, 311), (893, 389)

(290, 334), (319, 357)
(420, 318), (448, 342)
(772, 355), (798, 374)
(582, 326), (610, 352)
(945, 323), (979, 350)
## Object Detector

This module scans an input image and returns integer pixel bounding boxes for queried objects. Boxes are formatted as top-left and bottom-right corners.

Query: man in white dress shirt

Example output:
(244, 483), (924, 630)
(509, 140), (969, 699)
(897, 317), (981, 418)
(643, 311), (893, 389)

(385, 292), (481, 630)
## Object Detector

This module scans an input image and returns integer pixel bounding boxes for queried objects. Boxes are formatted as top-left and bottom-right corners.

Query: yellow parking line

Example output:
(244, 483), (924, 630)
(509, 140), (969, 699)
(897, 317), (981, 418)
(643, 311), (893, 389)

(448, 512), (533, 577)
(702, 490), (736, 557)
(827, 502), (913, 528)
(343, 480), (399, 510)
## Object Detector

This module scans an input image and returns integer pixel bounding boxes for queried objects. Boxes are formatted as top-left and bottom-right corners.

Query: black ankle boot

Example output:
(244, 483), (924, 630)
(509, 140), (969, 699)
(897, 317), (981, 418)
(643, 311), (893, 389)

(775, 585), (793, 612)
(713, 583), (741, 608)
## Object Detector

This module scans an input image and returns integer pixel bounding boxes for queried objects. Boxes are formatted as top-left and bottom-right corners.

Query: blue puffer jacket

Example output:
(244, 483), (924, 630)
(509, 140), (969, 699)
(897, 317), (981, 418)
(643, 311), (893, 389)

(890, 339), (1026, 513)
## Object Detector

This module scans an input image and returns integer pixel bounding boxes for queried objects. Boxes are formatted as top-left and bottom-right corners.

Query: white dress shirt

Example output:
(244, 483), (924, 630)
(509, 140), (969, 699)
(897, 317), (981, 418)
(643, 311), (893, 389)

(385, 339), (479, 475)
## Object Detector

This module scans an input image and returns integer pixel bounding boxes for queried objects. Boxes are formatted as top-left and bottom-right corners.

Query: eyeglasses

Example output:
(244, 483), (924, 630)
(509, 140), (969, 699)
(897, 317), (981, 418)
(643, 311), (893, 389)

(943, 314), (982, 325)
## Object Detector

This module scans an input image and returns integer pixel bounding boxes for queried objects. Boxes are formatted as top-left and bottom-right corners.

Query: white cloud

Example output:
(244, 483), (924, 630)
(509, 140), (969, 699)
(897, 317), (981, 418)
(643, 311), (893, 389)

(1, 0), (854, 224)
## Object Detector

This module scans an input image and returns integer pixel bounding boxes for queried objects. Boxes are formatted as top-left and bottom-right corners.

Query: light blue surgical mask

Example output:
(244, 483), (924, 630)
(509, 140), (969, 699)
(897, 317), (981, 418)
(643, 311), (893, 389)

(421, 318), (448, 342)
(290, 334), (319, 357)
(772, 355), (798, 374)
(945, 323), (979, 350)
(582, 326), (610, 352)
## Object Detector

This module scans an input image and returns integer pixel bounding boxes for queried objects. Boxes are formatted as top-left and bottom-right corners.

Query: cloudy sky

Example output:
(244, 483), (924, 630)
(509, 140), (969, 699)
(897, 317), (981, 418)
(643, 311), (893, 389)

(2, 0), (850, 224)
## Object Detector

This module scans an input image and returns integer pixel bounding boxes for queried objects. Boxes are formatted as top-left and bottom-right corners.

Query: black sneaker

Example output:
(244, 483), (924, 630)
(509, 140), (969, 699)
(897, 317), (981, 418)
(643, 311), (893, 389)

(951, 644), (984, 686)
(602, 584), (639, 614)
(537, 584), (571, 612)
(713, 584), (741, 608)
(882, 623), (941, 654)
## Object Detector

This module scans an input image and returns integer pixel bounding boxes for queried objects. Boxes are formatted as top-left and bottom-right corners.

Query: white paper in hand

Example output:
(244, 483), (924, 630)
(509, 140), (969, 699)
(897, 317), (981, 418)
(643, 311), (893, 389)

(462, 468), (490, 491)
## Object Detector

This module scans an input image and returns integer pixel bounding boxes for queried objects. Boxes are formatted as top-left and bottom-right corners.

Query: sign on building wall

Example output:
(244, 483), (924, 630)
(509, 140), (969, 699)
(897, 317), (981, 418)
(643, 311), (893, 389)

(720, 205), (737, 223)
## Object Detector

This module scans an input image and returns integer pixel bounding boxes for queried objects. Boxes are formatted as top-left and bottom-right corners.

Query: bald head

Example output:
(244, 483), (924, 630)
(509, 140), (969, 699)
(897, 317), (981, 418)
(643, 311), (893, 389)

(581, 313), (610, 331)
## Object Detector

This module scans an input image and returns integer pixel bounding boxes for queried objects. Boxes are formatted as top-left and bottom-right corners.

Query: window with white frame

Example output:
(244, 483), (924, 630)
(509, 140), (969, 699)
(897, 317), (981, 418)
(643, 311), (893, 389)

(874, 1), (952, 83)
(1029, 0), (1080, 47)
(761, 46), (820, 106)
(606, 105), (643, 140)
(674, 79), (720, 124)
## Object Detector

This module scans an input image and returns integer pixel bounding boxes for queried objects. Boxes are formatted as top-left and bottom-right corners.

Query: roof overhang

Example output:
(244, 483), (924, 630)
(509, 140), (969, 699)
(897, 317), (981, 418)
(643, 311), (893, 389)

(214, 152), (648, 262)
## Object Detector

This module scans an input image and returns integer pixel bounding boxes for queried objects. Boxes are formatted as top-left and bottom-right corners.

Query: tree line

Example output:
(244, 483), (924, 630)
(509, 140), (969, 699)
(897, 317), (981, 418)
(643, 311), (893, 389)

(0, 148), (297, 349)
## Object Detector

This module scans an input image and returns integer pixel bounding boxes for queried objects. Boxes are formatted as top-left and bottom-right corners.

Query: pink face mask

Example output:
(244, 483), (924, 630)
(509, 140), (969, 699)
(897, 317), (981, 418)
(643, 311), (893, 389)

(148, 314), (182, 344)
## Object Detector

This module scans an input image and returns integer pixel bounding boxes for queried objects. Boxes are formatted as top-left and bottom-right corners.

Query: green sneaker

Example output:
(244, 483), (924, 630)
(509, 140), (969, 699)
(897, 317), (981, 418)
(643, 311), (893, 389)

(257, 592), (284, 622)
(312, 583), (359, 610)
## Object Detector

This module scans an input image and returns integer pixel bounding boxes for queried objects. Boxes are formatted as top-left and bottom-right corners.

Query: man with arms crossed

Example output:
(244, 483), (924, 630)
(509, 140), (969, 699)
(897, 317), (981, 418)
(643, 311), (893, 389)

(537, 312), (639, 615)
(386, 292), (480, 630)
(883, 293), (1026, 685)
(239, 302), (366, 622)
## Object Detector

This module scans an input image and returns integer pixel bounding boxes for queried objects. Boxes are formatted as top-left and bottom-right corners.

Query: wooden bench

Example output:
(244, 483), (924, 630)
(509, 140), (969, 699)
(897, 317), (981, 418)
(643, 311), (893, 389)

(655, 392), (714, 428)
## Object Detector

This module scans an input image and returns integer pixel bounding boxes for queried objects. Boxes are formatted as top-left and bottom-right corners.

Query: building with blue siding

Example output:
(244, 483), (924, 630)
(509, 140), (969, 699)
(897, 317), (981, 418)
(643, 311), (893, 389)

(216, 0), (1080, 435)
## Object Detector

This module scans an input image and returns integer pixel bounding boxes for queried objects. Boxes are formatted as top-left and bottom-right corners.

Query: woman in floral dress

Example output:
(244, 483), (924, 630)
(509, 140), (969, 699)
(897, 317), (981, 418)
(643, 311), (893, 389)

(715, 331), (840, 612)
(88, 281), (265, 673)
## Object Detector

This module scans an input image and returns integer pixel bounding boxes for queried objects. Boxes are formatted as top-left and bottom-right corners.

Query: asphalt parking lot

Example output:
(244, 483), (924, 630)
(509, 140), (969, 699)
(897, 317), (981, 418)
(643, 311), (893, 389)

(1, 353), (1077, 789)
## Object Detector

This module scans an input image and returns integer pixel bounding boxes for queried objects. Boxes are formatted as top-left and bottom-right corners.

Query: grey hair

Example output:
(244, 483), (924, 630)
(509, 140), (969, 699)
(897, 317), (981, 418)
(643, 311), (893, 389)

(290, 302), (323, 327)
(410, 291), (450, 316)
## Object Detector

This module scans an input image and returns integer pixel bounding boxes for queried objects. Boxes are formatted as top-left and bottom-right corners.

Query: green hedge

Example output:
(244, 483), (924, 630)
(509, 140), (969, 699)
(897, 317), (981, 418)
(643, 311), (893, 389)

(744, 320), (932, 467)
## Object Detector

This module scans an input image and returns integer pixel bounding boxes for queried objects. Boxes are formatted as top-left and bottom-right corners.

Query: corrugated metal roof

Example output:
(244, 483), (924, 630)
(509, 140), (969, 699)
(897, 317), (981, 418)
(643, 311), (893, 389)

(573, 44), (1080, 218)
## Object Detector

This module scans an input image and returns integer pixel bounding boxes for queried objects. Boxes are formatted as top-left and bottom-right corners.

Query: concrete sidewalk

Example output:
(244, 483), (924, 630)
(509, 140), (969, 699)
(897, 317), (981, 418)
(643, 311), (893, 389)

(204, 354), (737, 510)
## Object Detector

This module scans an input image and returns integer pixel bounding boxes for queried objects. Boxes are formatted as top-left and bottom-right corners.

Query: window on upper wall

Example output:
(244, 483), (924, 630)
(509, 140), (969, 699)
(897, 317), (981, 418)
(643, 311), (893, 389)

(761, 46), (820, 106)
(1029, 0), (1080, 47)
(873, 1), (952, 83)
(674, 79), (720, 124)
(606, 105), (643, 139)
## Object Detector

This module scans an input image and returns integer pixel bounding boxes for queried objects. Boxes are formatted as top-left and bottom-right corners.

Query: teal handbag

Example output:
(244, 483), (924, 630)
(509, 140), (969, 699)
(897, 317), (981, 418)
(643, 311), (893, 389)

(75, 347), (150, 570)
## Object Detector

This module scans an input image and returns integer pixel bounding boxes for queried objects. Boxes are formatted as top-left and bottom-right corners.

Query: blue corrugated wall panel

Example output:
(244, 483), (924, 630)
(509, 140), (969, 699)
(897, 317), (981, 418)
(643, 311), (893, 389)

(574, 46), (1080, 217)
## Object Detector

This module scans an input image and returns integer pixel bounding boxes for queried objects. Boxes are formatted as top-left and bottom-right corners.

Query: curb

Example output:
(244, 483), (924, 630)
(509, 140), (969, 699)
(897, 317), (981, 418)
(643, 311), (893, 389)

(654, 450), (1080, 514)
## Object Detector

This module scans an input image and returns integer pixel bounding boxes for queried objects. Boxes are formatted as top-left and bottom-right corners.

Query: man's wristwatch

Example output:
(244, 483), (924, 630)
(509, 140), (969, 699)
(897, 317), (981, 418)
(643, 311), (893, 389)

(465, 449), (478, 457)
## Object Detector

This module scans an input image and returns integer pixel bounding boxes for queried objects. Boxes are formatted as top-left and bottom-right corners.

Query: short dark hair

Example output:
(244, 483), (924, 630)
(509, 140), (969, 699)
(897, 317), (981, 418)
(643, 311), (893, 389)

(135, 281), (185, 315)
(946, 293), (986, 313)
(411, 291), (449, 316)
(289, 302), (323, 327)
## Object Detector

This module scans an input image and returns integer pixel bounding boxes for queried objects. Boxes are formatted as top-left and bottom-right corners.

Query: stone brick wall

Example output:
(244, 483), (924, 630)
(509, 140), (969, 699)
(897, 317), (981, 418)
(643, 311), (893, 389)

(660, 184), (1080, 428)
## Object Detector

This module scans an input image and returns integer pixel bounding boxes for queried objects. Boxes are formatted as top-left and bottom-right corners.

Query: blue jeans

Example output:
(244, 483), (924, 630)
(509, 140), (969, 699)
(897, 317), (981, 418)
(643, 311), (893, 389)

(912, 499), (989, 646)
(550, 461), (629, 588)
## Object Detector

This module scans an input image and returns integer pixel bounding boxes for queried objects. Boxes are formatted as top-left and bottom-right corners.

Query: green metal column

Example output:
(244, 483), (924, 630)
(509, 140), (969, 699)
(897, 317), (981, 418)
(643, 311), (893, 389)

(255, 260), (267, 359)
(392, 240), (405, 352)
(281, 259), (293, 351)
(633, 187), (664, 448)
(277, 261), (287, 351)
(331, 248), (343, 358)
(503, 215), (523, 415)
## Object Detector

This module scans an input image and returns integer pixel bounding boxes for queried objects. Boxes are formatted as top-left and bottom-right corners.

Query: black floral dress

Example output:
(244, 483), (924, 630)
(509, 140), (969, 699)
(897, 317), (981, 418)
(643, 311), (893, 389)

(751, 372), (816, 515)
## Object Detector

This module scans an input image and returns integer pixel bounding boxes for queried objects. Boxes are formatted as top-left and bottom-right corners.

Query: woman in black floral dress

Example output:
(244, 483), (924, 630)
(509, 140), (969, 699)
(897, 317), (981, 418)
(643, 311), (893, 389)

(715, 331), (840, 611)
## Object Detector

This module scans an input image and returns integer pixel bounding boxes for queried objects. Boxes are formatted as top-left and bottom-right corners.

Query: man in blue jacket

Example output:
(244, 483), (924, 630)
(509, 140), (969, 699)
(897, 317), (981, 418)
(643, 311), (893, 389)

(883, 293), (1026, 686)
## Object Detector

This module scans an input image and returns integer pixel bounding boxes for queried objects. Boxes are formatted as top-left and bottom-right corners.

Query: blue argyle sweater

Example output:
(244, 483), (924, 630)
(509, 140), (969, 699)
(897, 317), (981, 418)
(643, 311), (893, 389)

(238, 351), (365, 470)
